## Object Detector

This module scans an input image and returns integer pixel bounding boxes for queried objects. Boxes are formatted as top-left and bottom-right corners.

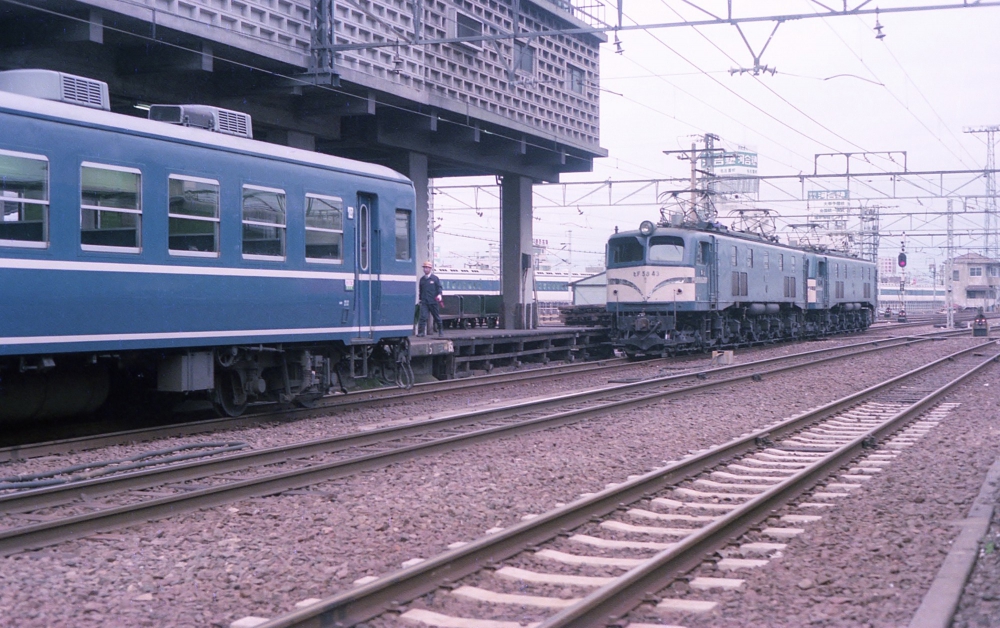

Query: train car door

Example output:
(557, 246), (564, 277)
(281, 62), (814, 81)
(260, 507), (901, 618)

(816, 259), (829, 308)
(354, 193), (378, 340)
(699, 237), (718, 308)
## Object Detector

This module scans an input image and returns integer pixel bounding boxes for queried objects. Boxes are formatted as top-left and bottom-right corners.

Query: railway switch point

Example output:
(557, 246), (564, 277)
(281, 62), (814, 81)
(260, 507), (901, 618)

(230, 617), (269, 628)
(294, 598), (322, 609)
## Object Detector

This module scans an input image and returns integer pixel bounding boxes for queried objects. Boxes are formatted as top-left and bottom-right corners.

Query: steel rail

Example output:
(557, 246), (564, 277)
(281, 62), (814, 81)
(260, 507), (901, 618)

(0, 356), (633, 462)
(0, 335), (940, 555)
(0, 334), (928, 515)
(2, 328), (964, 463)
(539, 351), (1000, 628)
(251, 341), (998, 628)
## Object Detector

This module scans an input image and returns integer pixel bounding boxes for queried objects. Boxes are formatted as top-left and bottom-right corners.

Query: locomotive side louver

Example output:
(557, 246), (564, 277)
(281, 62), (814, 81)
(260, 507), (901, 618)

(148, 104), (253, 138)
(0, 69), (110, 110)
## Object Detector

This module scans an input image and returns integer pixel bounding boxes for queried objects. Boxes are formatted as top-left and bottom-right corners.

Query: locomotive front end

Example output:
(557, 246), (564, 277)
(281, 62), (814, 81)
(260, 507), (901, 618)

(606, 221), (703, 356)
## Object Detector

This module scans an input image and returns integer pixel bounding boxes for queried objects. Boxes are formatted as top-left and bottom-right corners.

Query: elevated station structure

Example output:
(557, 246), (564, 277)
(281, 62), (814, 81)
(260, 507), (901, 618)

(0, 0), (606, 328)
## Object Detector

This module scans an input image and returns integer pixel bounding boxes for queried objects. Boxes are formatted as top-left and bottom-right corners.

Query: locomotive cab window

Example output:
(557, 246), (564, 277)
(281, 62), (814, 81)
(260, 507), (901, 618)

(305, 194), (344, 263)
(242, 185), (286, 260)
(0, 149), (48, 247)
(647, 235), (684, 262)
(608, 237), (644, 264)
(395, 209), (412, 261)
(168, 175), (219, 256)
(696, 241), (710, 264)
(80, 163), (142, 252)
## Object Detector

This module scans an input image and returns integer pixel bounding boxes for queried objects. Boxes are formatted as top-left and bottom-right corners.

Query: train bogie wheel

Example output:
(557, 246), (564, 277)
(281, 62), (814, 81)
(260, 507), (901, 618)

(212, 369), (248, 417)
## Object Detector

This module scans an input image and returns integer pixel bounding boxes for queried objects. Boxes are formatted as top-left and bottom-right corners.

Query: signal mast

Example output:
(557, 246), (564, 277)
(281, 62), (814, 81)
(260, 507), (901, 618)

(897, 234), (908, 316)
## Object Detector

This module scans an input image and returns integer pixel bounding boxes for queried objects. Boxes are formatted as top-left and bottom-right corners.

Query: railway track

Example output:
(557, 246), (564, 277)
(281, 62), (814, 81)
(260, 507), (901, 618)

(0, 355), (638, 461)
(247, 341), (999, 628)
(0, 332), (965, 556)
(0, 327), (973, 463)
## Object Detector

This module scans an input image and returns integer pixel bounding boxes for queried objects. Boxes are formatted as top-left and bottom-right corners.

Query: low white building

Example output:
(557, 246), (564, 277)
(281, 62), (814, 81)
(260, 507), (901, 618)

(950, 253), (1000, 310)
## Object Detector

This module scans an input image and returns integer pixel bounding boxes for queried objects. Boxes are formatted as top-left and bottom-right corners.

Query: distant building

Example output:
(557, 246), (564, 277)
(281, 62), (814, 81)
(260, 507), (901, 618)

(950, 253), (1000, 310)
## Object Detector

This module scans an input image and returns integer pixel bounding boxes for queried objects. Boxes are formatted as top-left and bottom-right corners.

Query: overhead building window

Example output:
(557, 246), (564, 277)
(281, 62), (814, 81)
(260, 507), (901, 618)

(514, 41), (534, 74)
(450, 11), (483, 50)
(0, 149), (48, 247)
(81, 163), (141, 252)
(567, 65), (585, 94)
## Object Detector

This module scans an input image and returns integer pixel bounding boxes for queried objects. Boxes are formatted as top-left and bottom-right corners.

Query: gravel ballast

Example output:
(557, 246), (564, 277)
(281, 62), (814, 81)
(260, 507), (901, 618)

(0, 335), (996, 627)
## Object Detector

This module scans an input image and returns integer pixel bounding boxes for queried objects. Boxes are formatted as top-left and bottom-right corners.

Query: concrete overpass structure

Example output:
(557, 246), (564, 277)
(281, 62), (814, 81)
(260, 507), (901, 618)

(0, 0), (606, 327)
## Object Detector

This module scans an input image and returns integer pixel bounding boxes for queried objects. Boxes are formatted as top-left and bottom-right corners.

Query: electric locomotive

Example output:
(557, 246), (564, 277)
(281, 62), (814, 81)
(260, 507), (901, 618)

(607, 218), (877, 356)
(0, 69), (417, 421)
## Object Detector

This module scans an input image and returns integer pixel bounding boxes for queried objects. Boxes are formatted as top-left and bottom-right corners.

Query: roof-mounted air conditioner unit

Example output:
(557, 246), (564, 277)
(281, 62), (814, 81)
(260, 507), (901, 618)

(148, 104), (253, 139)
(0, 69), (110, 110)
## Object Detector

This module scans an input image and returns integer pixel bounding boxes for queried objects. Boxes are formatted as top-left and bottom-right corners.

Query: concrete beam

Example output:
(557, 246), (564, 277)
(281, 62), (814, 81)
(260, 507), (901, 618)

(61, 9), (103, 44)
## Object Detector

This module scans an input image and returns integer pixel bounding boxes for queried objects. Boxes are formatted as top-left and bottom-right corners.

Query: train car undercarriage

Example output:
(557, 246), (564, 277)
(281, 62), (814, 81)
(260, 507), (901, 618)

(0, 340), (413, 422)
(613, 305), (873, 358)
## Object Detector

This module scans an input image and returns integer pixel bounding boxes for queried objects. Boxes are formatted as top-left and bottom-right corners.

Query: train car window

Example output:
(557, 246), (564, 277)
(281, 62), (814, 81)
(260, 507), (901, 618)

(731, 246), (738, 267)
(778, 254), (784, 271)
(359, 202), (370, 271)
(537, 282), (569, 291)
(80, 163), (142, 252)
(395, 209), (412, 261)
(0, 149), (48, 247)
(790, 256), (796, 273)
(763, 251), (769, 269)
(242, 185), (286, 259)
(305, 194), (344, 263)
(697, 241), (710, 264)
(608, 237), (644, 264)
(648, 235), (684, 262)
(747, 249), (754, 268)
(168, 175), (219, 256)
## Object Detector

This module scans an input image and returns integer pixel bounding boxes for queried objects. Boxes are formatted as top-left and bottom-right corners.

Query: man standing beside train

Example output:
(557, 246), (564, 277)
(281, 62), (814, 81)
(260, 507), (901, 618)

(417, 260), (444, 337)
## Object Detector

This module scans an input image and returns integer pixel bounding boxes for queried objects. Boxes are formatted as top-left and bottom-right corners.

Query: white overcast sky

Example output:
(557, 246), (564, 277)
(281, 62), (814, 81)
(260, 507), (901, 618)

(432, 0), (1000, 278)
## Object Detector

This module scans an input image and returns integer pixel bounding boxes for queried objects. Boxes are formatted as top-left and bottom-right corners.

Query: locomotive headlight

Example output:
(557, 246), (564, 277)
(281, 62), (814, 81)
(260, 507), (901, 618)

(639, 220), (655, 236)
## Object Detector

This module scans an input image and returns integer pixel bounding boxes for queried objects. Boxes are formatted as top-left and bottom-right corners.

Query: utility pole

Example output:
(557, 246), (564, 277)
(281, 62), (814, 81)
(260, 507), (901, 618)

(964, 125), (999, 259)
(946, 198), (954, 329)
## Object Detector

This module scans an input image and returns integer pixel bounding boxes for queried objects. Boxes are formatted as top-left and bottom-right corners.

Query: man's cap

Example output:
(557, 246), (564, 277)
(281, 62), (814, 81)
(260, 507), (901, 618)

(422, 261), (433, 267)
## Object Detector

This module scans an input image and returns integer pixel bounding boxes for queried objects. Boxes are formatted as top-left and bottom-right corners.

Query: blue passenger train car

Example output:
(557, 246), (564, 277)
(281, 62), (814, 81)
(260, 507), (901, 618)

(606, 219), (877, 356)
(0, 70), (416, 419)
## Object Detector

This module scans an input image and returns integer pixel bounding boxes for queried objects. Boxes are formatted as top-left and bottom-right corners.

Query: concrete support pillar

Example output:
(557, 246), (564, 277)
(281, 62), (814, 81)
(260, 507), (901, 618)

(500, 174), (536, 329)
(402, 152), (430, 268)
(400, 152), (429, 304)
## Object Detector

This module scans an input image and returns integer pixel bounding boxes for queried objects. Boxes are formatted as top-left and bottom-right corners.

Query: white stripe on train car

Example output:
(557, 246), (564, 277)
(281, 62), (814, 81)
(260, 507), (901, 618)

(0, 325), (416, 347)
(0, 257), (416, 283)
